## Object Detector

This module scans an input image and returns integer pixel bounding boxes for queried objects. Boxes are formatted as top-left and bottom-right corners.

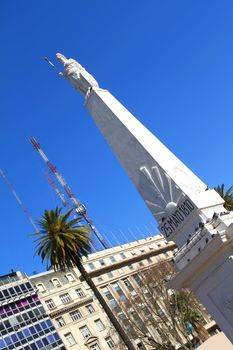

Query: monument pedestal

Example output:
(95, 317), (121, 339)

(171, 217), (233, 343)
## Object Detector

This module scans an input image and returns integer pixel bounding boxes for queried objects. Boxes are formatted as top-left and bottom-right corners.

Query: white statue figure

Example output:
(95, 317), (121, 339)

(56, 53), (99, 96)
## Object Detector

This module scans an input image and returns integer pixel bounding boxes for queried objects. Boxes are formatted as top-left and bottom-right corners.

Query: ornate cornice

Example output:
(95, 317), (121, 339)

(85, 243), (176, 279)
(49, 296), (93, 318)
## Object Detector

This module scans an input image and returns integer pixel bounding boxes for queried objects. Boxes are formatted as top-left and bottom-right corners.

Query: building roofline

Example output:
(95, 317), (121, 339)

(29, 269), (56, 279)
(0, 271), (17, 279)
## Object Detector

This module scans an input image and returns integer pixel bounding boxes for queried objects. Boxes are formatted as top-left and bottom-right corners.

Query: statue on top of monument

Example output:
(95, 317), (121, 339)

(56, 53), (99, 96)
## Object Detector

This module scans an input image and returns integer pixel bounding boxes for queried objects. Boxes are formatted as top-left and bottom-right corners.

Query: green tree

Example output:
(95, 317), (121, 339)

(214, 184), (233, 211)
(32, 207), (136, 350)
(173, 290), (210, 343)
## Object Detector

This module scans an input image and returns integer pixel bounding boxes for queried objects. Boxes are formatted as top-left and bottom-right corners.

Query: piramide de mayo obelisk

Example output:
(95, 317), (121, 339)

(56, 53), (233, 343)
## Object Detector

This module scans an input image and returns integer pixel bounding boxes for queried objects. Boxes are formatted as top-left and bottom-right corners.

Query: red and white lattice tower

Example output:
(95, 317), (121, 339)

(30, 137), (108, 249)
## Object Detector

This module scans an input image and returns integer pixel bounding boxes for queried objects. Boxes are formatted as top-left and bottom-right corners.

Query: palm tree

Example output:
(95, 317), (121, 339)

(214, 184), (233, 211)
(33, 207), (136, 350)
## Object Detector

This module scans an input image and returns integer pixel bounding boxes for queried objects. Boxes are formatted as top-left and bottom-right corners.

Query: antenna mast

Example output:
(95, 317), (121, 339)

(0, 169), (38, 231)
(44, 171), (98, 252)
(45, 171), (69, 208)
(29, 137), (108, 249)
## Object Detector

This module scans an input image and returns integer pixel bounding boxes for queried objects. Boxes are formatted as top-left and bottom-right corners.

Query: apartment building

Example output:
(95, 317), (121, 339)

(30, 235), (176, 350)
(0, 271), (66, 350)
(30, 265), (119, 350)
(84, 234), (178, 348)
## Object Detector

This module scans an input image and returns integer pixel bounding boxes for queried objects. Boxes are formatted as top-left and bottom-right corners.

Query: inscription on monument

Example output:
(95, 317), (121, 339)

(159, 197), (196, 238)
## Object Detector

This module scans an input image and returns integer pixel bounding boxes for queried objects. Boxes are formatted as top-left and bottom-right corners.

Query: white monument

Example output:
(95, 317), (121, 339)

(56, 53), (233, 343)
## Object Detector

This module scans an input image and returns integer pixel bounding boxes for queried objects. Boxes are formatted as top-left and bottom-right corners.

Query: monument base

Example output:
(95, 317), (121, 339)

(171, 221), (233, 343)
(198, 332), (233, 350)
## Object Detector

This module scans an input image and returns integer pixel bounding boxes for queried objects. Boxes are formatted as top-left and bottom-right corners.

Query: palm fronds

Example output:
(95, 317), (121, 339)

(32, 207), (92, 271)
(214, 184), (233, 211)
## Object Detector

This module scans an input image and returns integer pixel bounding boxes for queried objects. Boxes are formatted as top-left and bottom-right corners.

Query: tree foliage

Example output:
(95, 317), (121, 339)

(32, 207), (92, 270)
(117, 261), (210, 350)
(214, 184), (233, 211)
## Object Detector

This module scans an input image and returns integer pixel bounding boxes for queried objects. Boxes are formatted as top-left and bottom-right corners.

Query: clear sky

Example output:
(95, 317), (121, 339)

(0, 1), (233, 276)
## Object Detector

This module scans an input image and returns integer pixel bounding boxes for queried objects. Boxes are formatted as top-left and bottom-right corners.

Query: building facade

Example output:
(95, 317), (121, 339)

(30, 265), (119, 350)
(0, 271), (66, 350)
(30, 235), (177, 350)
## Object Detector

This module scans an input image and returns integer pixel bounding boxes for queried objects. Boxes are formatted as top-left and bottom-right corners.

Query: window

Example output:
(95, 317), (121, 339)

(105, 336), (115, 349)
(55, 317), (65, 328)
(66, 273), (75, 282)
(102, 287), (118, 308)
(138, 262), (144, 267)
(110, 256), (116, 263)
(80, 325), (91, 338)
(107, 272), (113, 278)
(111, 283), (127, 302)
(133, 274), (141, 285)
(90, 344), (100, 350)
(118, 312), (133, 332)
(88, 262), (95, 270)
(128, 264), (133, 270)
(135, 340), (143, 348)
(97, 276), (103, 282)
(147, 257), (152, 263)
(140, 249), (145, 253)
(118, 268), (124, 274)
(76, 287), (85, 298)
(157, 307), (165, 317)
(120, 253), (126, 259)
(60, 293), (72, 304)
(70, 310), (82, 321)
(52, 278), (61, 287)
(86, 304), (95, 314)
(37, 284), (45, 293)
(94, 319), (105, 331)
(122, 278), (134, 292)
(45, 299), (56, 310)
(131, 251), (136, 255)
(65, 332), (76, 346)
(156, 327), (166, 341)
(99, 259), (105, 266)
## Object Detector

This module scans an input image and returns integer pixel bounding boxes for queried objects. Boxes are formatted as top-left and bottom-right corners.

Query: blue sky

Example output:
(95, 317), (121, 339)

(0, 1), (233, 275)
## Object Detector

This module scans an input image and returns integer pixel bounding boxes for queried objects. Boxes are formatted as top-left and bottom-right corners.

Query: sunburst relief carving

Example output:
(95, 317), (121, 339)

(139, 165), (185, 223)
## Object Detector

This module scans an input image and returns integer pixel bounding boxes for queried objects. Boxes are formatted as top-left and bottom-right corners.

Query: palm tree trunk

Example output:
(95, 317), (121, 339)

(76, 260), (136, 350)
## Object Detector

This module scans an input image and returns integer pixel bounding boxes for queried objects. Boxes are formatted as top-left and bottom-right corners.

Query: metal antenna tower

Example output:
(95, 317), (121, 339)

(44, 171), (69, 208)
(29, 137), (108, 249)
(0, 169), (38, 231)
(44, 171), (98, 252)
